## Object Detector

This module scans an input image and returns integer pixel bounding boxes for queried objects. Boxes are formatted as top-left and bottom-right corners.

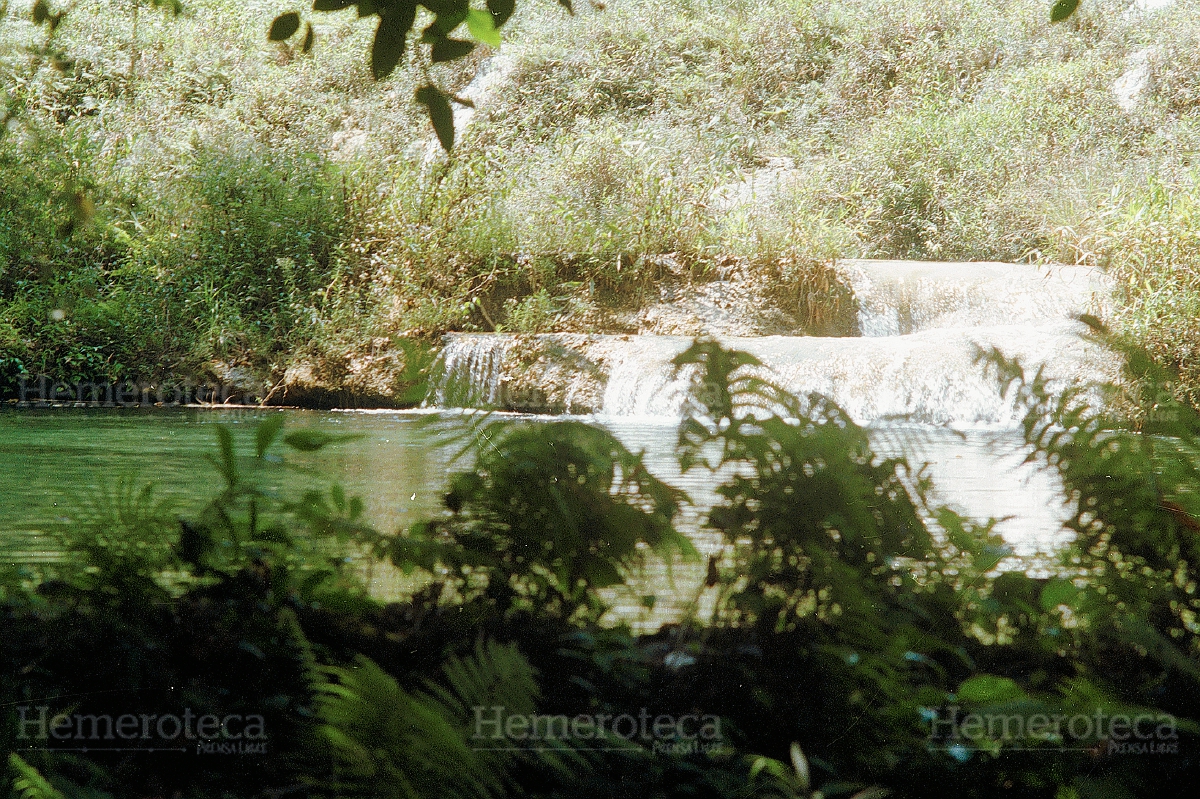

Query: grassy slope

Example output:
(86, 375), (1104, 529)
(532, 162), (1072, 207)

(2, 0), (1200, 400)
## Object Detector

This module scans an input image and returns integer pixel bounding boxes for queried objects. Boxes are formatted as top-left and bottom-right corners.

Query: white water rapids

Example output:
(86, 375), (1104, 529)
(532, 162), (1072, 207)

(429, 260), (1119, 557)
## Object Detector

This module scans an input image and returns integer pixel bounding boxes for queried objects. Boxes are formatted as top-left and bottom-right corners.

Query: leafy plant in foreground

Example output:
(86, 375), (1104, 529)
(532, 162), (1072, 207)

(177, 414), (378, 601)
(979, 327), (1200, 682)
(317, 639), (586, 799)
(12, 337), (1200, 798)
(665, 340), (986, 787)
(6, 755), (64, 799)
(390, 418), (697, 621)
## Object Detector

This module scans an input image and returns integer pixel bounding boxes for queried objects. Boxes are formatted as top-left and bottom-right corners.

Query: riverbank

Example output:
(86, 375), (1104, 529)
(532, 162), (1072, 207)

(4, 0), (1200, 404)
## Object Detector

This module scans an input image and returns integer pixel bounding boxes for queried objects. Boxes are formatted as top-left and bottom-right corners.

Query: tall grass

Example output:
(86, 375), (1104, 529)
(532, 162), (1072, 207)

(4, 0), (1200, 395)
(1061, 175), (1200, 403)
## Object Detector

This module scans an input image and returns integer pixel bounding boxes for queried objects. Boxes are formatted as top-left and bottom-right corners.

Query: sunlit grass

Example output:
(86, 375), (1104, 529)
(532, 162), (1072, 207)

(3, 0), (1200, 394)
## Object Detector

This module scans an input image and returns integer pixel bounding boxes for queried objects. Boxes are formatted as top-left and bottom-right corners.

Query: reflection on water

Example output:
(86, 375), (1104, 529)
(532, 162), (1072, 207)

(0, 409), (1071, 616)
(868, 425), (1071, 556)
(0, 408), (456, 560)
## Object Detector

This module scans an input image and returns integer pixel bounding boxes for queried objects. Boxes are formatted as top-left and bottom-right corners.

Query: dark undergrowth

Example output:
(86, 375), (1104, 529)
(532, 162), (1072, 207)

(4, 338), (1200, 798)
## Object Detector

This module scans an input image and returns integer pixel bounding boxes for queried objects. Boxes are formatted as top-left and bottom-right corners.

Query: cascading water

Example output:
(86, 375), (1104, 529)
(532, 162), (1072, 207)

(433, 261), (1115, 426)
(594, 321), (1112, 425)
(839, 259), (1110, 337)
(429, 334), (514, 409)
(429, 260), (1118, 555)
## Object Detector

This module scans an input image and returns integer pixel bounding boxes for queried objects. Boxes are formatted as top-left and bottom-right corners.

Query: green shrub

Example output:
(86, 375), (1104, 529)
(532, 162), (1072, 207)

(392, 418), (697, 621)
(139, 143), (352, 363)
(1077, 176), (1200, 402)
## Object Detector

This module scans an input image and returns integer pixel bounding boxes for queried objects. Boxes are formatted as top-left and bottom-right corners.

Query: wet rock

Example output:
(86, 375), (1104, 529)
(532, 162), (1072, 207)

(277, 339), (409, 408)
(433, 333), (608, 413)
(204, 362), (270, 403)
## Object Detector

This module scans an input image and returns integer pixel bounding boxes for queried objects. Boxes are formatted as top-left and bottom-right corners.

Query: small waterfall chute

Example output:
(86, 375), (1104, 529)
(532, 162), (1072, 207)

(431, 322), (1116, 429)
(429, 335), (515, 409)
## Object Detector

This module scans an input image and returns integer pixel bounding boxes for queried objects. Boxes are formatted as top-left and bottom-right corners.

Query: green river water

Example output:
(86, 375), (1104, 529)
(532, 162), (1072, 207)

(0, 408), (1069, 621)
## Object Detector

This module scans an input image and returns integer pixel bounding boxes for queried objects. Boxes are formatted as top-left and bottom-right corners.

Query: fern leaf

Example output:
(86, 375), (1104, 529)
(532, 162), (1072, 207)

(8, 755), (65, 799)
(277, 606), (324, 702)
(317, 654), (497, 799)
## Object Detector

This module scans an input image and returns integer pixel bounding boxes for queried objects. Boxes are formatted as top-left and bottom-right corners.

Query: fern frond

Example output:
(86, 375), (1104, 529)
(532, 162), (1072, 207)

(8, 754), (65, 799)
(277, 606), (325, 702)
(317, 640), (596, 799)
(50, 475), (178, 586)
(422, 638), (539, 722)
(421, 638), (594, 784)
(317, 653), (502, 799)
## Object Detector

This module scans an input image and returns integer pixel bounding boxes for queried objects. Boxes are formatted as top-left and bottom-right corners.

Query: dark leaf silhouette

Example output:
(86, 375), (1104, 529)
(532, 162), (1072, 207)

(371, 3), (416, 79)
(268, 11), (302, 41)
(486, 0), (515, 26)
(415, 84), (455, 151)
(431, 37), (475, 63)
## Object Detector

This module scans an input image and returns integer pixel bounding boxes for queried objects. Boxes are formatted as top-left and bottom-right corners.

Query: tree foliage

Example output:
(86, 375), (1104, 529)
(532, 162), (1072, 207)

(268, 0), (571, 151)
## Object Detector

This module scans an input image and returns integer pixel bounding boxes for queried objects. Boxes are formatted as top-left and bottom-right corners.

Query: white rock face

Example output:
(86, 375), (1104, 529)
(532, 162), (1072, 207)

(330, 127), (369, 158)
(452, 54), (516, 132)
(708, 157), (802, 213)
(634, 279), (801, 337)
(419, 54), (516, 165)
(835, 259), (1113, 336)
(1113, 48), (1155, 113)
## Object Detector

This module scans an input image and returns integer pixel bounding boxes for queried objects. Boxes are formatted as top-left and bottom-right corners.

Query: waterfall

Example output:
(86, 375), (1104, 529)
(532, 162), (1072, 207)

(427, 259), (1119, 556)
(429, 334), (515, 409)
(431, 257), (1117, 429)
(432, 323), (1113, 429)
(835, 259), (1111, 337)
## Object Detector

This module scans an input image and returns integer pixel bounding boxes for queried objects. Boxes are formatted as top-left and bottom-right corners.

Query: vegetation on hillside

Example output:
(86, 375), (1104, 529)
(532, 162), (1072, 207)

(3, 340), (1200, 797)
(2, 0), (1200, 399)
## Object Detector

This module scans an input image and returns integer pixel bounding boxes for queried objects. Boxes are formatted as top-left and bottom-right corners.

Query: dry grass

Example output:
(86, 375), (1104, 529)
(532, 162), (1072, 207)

(4, 0), (1200, 395)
